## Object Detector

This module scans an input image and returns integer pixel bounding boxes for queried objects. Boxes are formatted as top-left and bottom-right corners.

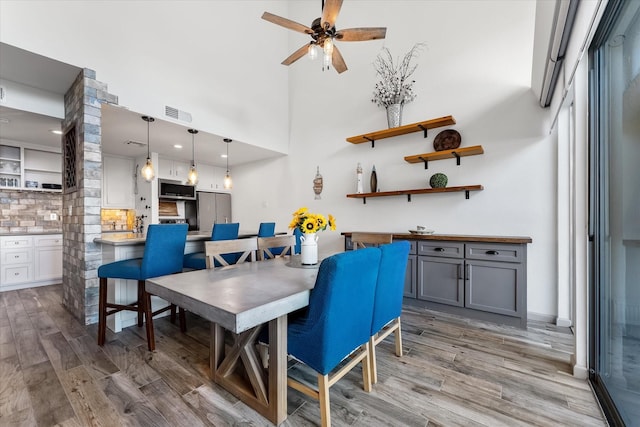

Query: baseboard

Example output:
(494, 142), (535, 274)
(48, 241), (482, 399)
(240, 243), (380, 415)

(527, 311), (556, 324)
(572, 364), (588, 379)
(556, 317), (573, 327)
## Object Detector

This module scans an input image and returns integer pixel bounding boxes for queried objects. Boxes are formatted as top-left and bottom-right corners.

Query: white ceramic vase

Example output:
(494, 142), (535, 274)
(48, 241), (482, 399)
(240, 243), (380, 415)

(300, 232), (319, 265)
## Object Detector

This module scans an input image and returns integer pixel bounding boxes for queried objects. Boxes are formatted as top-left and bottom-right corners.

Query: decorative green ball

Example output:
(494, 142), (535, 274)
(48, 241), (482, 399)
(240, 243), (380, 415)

(429, 173), (448, 188)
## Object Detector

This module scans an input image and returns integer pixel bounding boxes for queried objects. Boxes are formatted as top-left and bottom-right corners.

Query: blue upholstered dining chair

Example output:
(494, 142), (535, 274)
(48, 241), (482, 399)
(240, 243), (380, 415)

(368, 240), (411, 384)
(97, 223), (188, 351)
(183, 222), (239, 270)
(287, 248), (381, 427)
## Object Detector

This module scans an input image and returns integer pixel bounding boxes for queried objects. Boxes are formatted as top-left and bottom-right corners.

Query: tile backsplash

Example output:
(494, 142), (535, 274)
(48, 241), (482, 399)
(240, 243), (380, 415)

(101, 209), (135, 231)
(0, 189), (62, 233)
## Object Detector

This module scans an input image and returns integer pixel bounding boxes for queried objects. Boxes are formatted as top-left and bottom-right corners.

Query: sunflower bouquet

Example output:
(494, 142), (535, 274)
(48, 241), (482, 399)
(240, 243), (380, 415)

(289, 207), (336, 234)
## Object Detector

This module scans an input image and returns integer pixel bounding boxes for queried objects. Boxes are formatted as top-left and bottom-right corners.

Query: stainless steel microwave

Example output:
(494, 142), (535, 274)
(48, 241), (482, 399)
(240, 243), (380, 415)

(158, 179), (196, 200)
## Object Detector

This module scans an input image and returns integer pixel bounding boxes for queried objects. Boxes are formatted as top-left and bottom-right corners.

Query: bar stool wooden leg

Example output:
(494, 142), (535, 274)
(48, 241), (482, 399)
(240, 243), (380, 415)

(98, 277), (108, 346)
(136, 280), (145, 326)
(144, 288), (155, 351)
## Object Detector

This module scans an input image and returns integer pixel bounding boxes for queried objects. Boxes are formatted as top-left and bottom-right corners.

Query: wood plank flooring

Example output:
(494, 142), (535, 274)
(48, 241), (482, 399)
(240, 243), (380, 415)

(0, 284), (606, 426)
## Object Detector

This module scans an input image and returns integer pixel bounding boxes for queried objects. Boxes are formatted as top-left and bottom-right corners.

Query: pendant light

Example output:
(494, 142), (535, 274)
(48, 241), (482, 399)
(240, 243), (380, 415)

(187, 129), (198, 185)
(223, 138), (232, 190)
(140, 116), (155, 182)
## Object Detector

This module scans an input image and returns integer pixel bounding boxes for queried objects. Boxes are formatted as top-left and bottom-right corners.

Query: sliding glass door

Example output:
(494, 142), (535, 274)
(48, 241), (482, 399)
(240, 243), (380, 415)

(589, 1), (640, 425)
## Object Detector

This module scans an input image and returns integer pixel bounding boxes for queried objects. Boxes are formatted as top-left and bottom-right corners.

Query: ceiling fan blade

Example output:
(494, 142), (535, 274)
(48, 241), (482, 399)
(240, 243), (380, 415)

(321, 0), (343, 29)
(332, 45), (348, 74)
(282, 44), (310, 66)
(262, 12), (313, 35)
(336, 27), (387, 42)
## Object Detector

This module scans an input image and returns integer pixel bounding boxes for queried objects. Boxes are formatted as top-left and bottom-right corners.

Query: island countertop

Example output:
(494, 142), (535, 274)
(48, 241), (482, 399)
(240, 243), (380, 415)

(341, 232), (532, 244)
(95, 230), (285, 246)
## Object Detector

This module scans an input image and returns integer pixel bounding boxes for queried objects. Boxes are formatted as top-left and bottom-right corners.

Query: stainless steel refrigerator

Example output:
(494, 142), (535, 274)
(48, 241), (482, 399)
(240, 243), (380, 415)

(191, 191), (232, 232)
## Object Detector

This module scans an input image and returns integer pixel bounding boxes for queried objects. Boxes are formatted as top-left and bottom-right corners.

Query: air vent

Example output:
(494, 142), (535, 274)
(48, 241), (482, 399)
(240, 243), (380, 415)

(165, 105), (192, 123)
(124, 140), (147, 147)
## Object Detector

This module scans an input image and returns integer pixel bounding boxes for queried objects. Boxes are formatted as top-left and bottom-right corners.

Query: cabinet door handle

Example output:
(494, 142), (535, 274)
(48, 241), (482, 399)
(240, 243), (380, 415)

(434, 247), (445, 252)
(485, 250), (500, 255)
(14, 255), (19, 258)
(465, 264), (470, 280)
(457, 264), (463, 280)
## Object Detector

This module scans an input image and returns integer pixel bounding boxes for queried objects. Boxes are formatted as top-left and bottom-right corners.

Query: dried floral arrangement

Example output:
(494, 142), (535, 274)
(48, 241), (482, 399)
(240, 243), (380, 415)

(371, 43), (425, 108)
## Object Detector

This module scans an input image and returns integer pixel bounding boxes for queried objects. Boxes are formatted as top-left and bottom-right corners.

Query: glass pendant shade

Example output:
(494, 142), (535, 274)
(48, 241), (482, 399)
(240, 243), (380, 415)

(187, 164), (198, 185)
(187, 129), (198, 185)
(323, 38), (334, 56)
(308, 44), (318, 60)
(141, 116), (155, 182)
(141, 158), (155, 182)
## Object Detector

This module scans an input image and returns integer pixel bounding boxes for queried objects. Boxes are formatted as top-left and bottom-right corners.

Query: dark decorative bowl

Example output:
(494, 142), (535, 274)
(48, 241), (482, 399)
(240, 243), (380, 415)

(429, 173), (448, 188)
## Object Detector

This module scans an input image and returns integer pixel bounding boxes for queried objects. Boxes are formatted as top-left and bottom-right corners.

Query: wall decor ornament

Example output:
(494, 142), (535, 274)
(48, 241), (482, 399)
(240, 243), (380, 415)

(356, 162), (364, 193)
(371, 43), (425, 128)
(433, 129), (461, 151)
(429, 172), (448, 188)
(289, 207), (336, 265)
(370, 165), (378, 193)
(313, 166), (323, 199)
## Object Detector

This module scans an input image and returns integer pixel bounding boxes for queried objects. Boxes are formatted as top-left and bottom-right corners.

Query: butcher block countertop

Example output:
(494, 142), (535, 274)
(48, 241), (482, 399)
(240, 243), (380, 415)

(341, 232), (532, 244)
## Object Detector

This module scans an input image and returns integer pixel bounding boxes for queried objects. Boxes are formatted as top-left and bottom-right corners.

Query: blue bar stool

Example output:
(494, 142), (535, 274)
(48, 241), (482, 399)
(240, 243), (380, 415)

(183, 223), (240, 270)
(258, 222), (275, 237)
(97, 223), (188, 350)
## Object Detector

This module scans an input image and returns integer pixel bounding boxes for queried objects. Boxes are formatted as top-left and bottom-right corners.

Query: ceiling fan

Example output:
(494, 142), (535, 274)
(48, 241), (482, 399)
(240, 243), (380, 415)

(261, 0), (386, 74)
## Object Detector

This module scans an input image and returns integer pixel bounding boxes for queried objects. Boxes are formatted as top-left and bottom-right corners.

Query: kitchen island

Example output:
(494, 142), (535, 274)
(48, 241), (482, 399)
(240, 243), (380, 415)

(342, 232), (532, 328)
(94, 229), (276, 332)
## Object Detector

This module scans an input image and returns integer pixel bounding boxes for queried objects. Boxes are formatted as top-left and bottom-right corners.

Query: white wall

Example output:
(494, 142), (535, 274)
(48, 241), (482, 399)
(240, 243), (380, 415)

(2, 0), (561, 318)
(233, 1), (558, 318)
(0, 0), (291, 153)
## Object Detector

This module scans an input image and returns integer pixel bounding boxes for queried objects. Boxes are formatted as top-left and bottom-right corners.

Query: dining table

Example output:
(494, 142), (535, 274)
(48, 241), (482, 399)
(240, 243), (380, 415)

(144, 255), (320, 425)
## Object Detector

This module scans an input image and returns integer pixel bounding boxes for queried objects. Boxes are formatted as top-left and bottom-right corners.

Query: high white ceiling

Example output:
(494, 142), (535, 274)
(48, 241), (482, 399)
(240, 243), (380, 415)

(0, 43), (284, 168)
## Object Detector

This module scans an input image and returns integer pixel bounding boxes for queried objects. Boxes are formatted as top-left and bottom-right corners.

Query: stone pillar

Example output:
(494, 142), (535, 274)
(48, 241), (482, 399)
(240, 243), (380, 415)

(61, 68), (117, 325)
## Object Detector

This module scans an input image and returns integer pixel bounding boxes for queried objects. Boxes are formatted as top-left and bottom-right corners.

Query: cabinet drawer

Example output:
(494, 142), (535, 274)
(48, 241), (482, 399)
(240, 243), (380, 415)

(2, 249), (32, 265)
(465, 243), (523, 263)
(1, 236), (33, 249)
(417, 241), (464, 258)
(34, 235), (63, 247)
(1, 265), (32, 285)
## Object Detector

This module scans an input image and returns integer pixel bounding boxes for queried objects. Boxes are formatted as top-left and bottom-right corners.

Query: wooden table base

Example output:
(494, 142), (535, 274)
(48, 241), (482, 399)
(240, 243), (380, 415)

(211, 316), (287, 425)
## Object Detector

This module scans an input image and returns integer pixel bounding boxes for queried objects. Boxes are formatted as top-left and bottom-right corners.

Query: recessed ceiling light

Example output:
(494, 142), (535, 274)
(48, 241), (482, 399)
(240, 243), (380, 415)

(220, 154), (228, 158)
(173, 144), (183, 149)
(50, 129), (63, 135)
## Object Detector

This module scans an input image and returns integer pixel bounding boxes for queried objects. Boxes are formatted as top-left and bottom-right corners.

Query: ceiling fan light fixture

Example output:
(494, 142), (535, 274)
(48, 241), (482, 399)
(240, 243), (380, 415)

(308, 43), (318, 60)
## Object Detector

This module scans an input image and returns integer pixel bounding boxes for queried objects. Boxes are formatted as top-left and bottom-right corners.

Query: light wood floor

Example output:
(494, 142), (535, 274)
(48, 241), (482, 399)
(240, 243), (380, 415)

(0, 284), (606, 426)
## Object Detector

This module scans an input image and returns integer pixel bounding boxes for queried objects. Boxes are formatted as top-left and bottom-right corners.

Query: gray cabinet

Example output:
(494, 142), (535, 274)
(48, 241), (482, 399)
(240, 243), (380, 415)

(342, 233), (529, 328)
(413, 240), (527, 328)
(403, 241), (417, 298)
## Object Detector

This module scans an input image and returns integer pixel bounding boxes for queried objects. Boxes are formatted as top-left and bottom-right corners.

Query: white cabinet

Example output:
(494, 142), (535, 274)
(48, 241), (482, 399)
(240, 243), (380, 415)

(24, 148), (62, 188)
(102, 155), (135, 208)
(0, 144), (62, 191)
(0, 234), (62, 291)
(195, 163), (230, 192)
(158, 158), (190, 182)
(34, 235), (63, 281)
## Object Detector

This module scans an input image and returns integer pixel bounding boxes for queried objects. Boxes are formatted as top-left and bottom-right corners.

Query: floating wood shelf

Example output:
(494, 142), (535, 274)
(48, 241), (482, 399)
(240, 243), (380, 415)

(346, 185), (483, 204)
(404, 145), (484, 168)
(346, 115), (456, 147)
